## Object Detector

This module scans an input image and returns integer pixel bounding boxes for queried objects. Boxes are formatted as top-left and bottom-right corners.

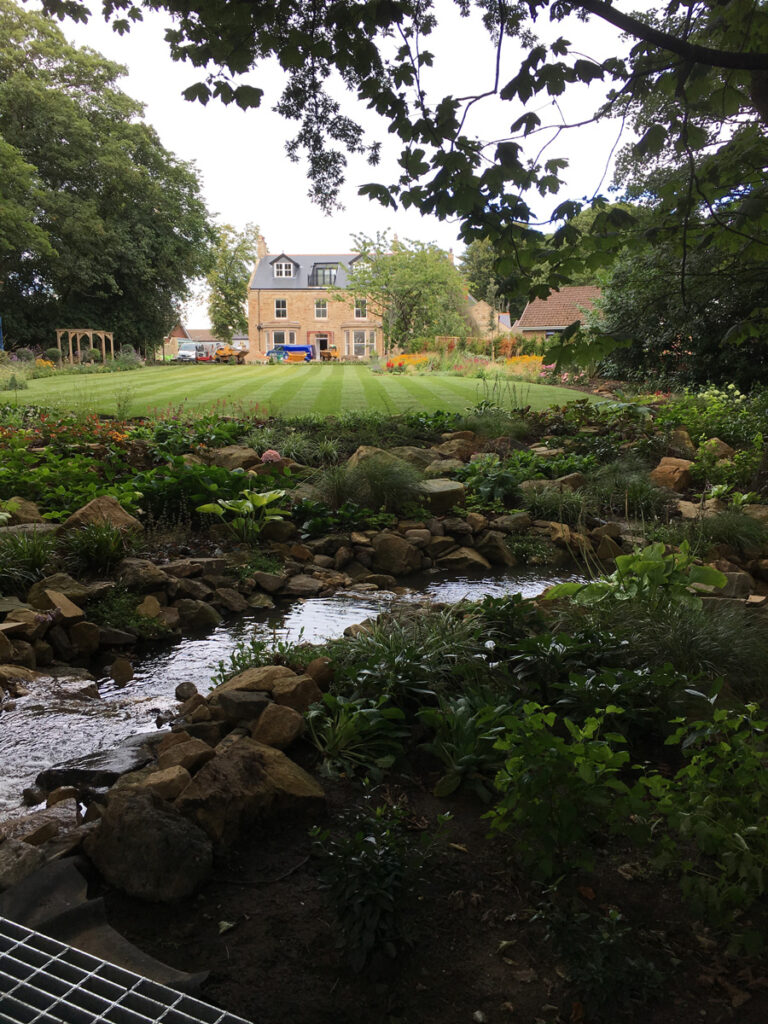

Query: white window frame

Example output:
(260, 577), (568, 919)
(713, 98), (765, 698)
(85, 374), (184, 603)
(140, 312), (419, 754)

(274, 261), (293, 278)
(271, 330), (296, 346)
(275, 299), (287, 319)
(351, 329), (373, 357)
(354, 298), (367, 319)
(315, 299), (328, 319)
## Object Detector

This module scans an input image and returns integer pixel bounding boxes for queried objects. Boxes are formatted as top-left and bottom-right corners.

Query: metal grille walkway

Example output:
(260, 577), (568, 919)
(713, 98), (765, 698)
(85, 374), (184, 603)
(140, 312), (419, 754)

(0, 916), (252, 1024)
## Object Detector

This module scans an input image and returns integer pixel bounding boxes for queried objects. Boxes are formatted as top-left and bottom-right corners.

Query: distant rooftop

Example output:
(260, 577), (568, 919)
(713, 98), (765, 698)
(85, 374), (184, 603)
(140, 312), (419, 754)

(513, 285), (601, 331)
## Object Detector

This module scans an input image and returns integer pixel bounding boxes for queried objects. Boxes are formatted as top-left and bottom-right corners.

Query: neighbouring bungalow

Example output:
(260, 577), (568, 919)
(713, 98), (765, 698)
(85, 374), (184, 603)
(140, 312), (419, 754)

(247, 235), (384, 361)
(512, 285), (601, 343)
(162, 324), (248, 360)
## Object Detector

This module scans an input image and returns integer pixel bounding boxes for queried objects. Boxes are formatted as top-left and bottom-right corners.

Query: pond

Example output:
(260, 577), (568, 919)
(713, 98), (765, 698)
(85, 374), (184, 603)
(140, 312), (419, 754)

(0, 567), (583, 819)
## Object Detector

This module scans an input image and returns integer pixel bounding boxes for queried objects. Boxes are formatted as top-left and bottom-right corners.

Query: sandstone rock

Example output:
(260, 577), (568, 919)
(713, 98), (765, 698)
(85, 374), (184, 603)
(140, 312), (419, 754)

(0, 631), (13, 661)
(174, 599), (222, 632)
(590, 522), (622, 540)
(260, 520), (298, 542)
(179, 693), (207, 717)
(110, 657), (134, 686)
(670, 428), (697, 458)
(491, 512), (532, 534)
(389, 446), (441, 469)
(141, 765), (192, 801)
(161, 559), (202, 579)
(58, 496), (142, 535)
(314, 554), (334, 569)
(210, 445), (262, 471)
(217, 690), (271, 722)
(271, 673), (323, 712)
(719, 571), (753, 599)
(305, 657), (333, 690)
(249, 703), (305, 749)
(213, 587), (249, 613)
(27, 574), (92, 609)
(346, 445), (405, 469)
(4, 609), (49, 641)
(43, 590), (85, 624)
(436, 547), (492, 571)
(555, 472), (586, 491)
(705, 437), (736, 460)
(307, 534), (351, 556)
(424, 458), (464, 478)
(157, 738), (216, 774)
(173, 577), (213, 601)
(431, 438), (478, 461)
(69, 620), (101, 655)
(0, 838), (46, 891)
(280, 574), (324, 597)
(362, 573), (398, 589)
(174, 739), (324, 847)
(136, 595), (163, 619)
(84, 788), (212, 901)
(419, 479), (466, 515)
(596, 535), (623, 561)
(427, 536), (458, 558)
(465, 512), (489, 533)
(117, 558), (172, 592)
(404, 528), (432, 548)
(248, 593), (275, 610)
(333, 545), (354, 569)
(97, 625), (137, 645)
(371, 532), (422, 576)
(175, 680), (198, 701)
(2, 497), (43, 524)
(649, 457), (693, 492)
(210, 664), (297, 700)
(46, 786), (79, 807)
(474, 530), (516, 567)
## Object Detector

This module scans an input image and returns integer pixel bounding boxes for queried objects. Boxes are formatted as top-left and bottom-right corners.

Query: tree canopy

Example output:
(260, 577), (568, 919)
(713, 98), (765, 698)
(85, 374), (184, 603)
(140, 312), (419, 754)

(341, 234), (468, 351)
(206, 223), (260, 343)
(38, 0), (768, 355)
(0, 0), (214, 353)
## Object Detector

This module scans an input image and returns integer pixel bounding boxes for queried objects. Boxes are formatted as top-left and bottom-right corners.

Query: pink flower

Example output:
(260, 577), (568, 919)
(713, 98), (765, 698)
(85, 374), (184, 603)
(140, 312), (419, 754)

(261, 449), (282, 462)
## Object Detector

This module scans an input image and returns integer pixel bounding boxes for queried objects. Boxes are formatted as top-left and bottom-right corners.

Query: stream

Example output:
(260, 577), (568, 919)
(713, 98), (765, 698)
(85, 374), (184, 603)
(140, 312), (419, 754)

(0, 568), (582, 818)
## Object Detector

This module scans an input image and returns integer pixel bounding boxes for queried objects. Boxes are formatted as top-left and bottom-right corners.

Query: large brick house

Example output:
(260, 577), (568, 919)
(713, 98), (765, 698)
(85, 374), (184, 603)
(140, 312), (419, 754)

(247, 236), (384, 360)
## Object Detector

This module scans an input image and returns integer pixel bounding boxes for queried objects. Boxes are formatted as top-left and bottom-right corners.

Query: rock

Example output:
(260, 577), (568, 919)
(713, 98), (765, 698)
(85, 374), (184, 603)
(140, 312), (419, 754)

(305, 657), (334, 690)
(705, 437), (736, 460)
(35, 733), (156, 792)
(174, 599), (222, 632)
(175, 680), (198, 701)
(97, 625), (137, 645)
(210, 664), (297, 700)
(431, 438), (478, 461)
(55, 680), (100, 700)
(288, 543), (313, 562)
(136, 594), (162, 618)
(491, 512), (532, 534)
(0, 838), (46, 891)
(69, 620), (101, 655)
(210, 445), (262, 471)
(280, 574), (324, 597)
(371, 532), (422, 576)
(248, 593), (275, 610)
(42, 590), (85, 624)
(58, 496), (142, 535)
(403, 528), (432, 548)
(596, 535), (624, 561)
(744, 505), (768, 524)
(436, 547), (492, 571)
(27, 574), (92, 609)
(309, 534), (354, 556)
(313, 554), (334, 569)
(117, 558), (172, 592)
(0, 631), (13, 661)
(389, 446), (441, 468)
(157, 738), (216, 774)
(474, 530), (516, 567)
(589, 522), (622, 540)
(362, 573), (398, 589)
(252, 570), (288, 593)
(47, 786), (79, 807)
(346, 445), (405, 469)
(4, 609), (49, 641)
(649, 457), (694, 491)
(555, 472), (586, 491)
(213, 587), (249, 613)
(141, 765), (192, 801)
(174, 739), (325, 847)
(424, 459), (464, 478)
(2, 496), (43, 524)
(249, 703), (305, 749)
(260, 519), (298, 542)
(426, 536), (458, 559)
(719, 571), (753, 599)
(110, 657), (134, 686)
(271, 674), (323, 712)
(217, 690), (271, 722)
(84, 788), (212, 901)
(333, 545), (354, 569)
(465, 512), (489, 533)
(670, 428), (697, 458)
(173, 577), (213, 601)
(419, 479), (466, 515)
(161, 559), (202, 579)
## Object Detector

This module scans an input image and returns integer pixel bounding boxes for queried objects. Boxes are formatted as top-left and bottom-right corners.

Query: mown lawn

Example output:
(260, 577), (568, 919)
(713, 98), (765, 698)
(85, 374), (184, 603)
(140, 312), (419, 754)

(17, 364), (589, 417)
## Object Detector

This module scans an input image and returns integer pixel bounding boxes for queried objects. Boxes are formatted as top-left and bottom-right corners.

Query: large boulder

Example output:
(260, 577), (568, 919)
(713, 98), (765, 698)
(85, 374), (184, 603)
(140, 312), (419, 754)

(250, 703), (305, 749)
(27, 574), (92, 609)
(431, 438), (479, 461)
(389, 446), (442, 469)
(174, 739), (325, 847)
(58, 496), (142, 535)
(2, 496), (43, 525)
(174, 599), (222, 632)
(84, 788), (213, 901)
(280, 574), (324, 597)
(436, 547), (492, 572)
(419, 479), (466, 515)
(649, 457), (694, 492)
(210, 445), (262, 471)
(371, 532), (422, 576)
(474, 530), (516, 567)
(209, 664), (297, 701)
(346, 445), (406, 469)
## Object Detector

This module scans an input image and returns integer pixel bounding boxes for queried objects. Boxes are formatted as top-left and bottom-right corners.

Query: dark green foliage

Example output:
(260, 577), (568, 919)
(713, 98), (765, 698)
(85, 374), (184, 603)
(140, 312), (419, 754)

(313, 456), (423, 515)
(693, 510), (768, 558)
(311, 795), (448, 971)
(291, 498), (395, 538)
(583, 459), (673, 519)
(305, 694), (409, 779)
(0, 530), (57, 594)
(521, 487), (586, 526)
(86, 586), (175, 640)
(59, 523), (136, 575)
(131, 459), (256, 525)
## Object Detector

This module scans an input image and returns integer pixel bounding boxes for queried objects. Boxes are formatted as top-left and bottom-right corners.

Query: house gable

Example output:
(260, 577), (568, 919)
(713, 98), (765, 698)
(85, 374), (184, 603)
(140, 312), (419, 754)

(513, 285), (601, 333)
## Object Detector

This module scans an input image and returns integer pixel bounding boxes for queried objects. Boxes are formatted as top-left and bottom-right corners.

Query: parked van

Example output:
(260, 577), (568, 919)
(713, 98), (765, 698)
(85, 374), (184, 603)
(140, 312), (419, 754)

(266, 344), (315, 362)
(173, 341), (219, 363)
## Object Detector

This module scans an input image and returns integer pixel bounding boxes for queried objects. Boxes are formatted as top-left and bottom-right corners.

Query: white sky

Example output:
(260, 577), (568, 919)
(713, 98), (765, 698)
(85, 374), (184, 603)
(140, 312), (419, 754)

(56, 2), (631, 321)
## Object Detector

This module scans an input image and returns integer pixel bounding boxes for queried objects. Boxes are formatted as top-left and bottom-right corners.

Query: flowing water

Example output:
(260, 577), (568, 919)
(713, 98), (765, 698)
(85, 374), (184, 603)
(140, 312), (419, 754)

(0, 568), (582, 818)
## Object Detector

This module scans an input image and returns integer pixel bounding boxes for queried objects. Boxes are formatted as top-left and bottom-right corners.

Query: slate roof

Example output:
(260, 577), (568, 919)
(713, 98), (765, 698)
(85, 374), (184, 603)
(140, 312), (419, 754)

(513, 285), (601, 331)
(249, 253), (359, 290)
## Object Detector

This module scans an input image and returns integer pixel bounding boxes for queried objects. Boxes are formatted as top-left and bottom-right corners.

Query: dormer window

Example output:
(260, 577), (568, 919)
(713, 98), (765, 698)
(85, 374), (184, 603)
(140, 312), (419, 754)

(308, 263), (338, 287)
(274, 261), (293, 278)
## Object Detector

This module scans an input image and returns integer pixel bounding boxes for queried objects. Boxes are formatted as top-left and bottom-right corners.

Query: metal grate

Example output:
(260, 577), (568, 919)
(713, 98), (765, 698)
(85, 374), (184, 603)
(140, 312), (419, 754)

(0, 916), (253, 1024)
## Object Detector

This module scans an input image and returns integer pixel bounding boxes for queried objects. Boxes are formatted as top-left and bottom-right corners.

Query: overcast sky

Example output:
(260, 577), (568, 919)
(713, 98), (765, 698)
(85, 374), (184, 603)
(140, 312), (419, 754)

(57, 2), (630, 321)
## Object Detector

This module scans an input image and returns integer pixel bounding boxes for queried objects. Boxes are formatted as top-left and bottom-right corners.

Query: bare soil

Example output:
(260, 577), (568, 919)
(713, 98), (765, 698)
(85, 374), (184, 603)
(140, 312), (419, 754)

(104, 765), (768, 1024)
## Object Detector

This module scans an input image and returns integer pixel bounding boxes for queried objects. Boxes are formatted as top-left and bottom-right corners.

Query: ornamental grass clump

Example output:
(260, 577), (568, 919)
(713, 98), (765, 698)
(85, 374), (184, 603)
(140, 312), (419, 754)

(313, 456), (423, 515)
(0, 531), (57, 594)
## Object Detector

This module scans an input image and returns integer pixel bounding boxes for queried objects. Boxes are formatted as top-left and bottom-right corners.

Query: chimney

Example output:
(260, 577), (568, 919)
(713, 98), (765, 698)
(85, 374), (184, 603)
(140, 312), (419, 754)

(257, 233), (268, 259)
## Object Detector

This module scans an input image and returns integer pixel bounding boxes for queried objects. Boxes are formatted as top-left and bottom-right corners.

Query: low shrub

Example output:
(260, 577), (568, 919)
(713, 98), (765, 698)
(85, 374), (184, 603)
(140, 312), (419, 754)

(305, 693), (409, 779)
(59, 523), (137, 575)
(521, 486), (586, 525)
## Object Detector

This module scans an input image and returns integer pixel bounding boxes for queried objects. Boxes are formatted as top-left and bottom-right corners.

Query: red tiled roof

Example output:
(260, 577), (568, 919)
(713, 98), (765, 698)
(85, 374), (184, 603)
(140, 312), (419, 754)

(513, 285), (601, 331)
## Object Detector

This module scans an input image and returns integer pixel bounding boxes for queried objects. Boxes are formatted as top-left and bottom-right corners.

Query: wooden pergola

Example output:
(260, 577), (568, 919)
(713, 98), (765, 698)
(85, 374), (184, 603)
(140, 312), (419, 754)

(55, 329), (115, 365)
